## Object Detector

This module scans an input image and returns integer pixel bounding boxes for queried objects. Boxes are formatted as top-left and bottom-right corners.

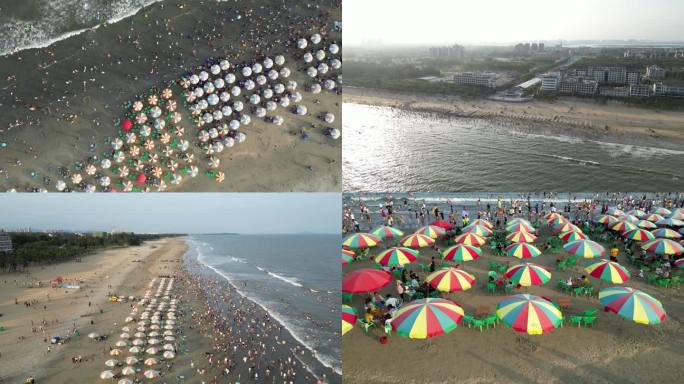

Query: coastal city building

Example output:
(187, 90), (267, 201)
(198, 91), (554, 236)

(599, 86), (630, 97)
(429, 44), (465, 60)
(0, 231), (12, 252)
(558, 77), (598, 95)
(646, 65), (666, 79)
(629, 84), (654, 97)
(540, 72), (561, 91)
(453, 72), (497, 88)
(626, 70), (641, 85)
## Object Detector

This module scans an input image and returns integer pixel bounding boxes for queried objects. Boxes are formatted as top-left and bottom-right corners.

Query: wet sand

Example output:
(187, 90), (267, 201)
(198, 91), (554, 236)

(0, 0), (341, 192)
(344, 86), (684, 150)
(342, 224), (684, 383)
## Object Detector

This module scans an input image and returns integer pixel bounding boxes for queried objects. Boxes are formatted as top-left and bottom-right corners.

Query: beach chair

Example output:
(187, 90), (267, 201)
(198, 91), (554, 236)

(646, 274), (659, 284)
(470, 319), (485, 332)
(556, 260), (567, 271)
(656, 278), (671, 288)
(484, 314), (498, 329)
(572, 287), (584, 296)
(462, 314), (475, 328)
(582, 316), (597, 327)
(569, 315), (583, 327)
(582, 309), (598, 317)
(487, 282), (497, 294)
(357, 319), (376, 333)
(583, 286), (594, 297)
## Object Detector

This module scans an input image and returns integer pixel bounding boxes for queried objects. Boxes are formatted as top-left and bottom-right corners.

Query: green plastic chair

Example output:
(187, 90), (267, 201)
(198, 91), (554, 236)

(496, 265), (508, 274)
(462, 314), (475, 328)
(556, 260), (567, 270)
(656, 278), (671, 288)
(569, 315), (583, 327)
(484, 315), (498, 329)
(646, 274), (659, 284)
(583, 286), (594, 297)
(670, 276), (682, 286)
(488, 261), (499, 271)
(583, 316), (597, 327)
(487, 282), (497, 294)
(357, 319), (376, 333)
(470, 319), (485, 332)
(572, 287), (584, 296)
(582, 309), (598, 317)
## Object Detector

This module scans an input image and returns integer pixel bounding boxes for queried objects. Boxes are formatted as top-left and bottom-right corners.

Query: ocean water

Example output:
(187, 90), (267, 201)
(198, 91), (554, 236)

(342, 103), (684, 191)
(184, 233), (341, 376)
(0, 0), (161, 56)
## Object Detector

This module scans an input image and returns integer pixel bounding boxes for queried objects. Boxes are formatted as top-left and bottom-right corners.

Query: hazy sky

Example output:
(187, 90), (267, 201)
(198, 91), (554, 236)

(0, 193), (340, 234)
(344, 0), (684, 45)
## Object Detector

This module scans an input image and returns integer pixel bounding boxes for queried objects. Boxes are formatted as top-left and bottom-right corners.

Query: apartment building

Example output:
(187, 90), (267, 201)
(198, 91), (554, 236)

(559, 77), (598, 95)
(539, 72), (561, 91)
(453, 72), (496, 88)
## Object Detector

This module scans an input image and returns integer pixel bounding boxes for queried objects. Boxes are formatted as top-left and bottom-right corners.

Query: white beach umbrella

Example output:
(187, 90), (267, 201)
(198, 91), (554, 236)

(162, 343), (175, 351)
(121, 326), (131, 332)
(220, 59), (230, 70)
(128, 346), (142, 354)
(164, 324), (174, 330)
(150, 324), (160, 330)
(120, 333), (131, 339)
(163, 350), (176, 359)
(297, 38), (308, 49)
(134, 332), (145, 338)
(118, 379), (133, 384)
(144, 357), (158, 366)
(105, 359), (119, 367)
(121, 366), (136, 376)
(327, 128), (341, 140)
(324, 113), (335, 123)
(263, 57), (273, 68)
(137, 327), (146, 332)
(225, 73), (236, 84)
(315, 49), (326, 61)
(100, 370), (115, 380)
(125, 356), (139, 365)
(146, 347), (159, 355)
(148, 331), (159, 337)
(303, 52), (313, 63)
(110, 349), (122, 356)
(199, 71), (209, 81)
(295, 105), (307, 115)
(163, 330), (174, 336)
(56, 180), (66, 191)
(330, 43), (340, 54)
(164, 336), (176, 342)
(309, 83), (321, 94)
(88, 332), (100, 339)
(144, 370), (160, 379)
(311, 33), (322, 44)
(132, 339), (145, 346)
(115, 340), (128, 347)
(148, 338), (161, 345)
(275, 55), (285, 66)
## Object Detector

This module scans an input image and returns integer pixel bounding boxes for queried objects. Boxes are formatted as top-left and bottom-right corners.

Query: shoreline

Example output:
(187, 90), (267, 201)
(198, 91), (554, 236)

(343, 86), (684, 150)
(182, 237), (341, 383)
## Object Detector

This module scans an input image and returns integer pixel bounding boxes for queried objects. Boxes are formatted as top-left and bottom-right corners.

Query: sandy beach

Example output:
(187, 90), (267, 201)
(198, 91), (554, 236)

(342, 199), (684, 384)
(0, 0), (341, 192)
(344, 86), (684, 148)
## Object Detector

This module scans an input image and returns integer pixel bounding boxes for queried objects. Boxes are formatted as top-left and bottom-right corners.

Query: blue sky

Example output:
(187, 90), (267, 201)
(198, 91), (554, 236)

(345, 0), (684, 45)
(0, 193), (340, 234)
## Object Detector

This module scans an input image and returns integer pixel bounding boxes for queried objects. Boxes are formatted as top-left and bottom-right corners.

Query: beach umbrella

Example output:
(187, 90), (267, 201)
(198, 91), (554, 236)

(163, 351), (175, 359)
(342, 253), (354, 265)
(119, 379), (134, 384)
(369, 225), (404, 240)
(643, 213), (664, 222)
(164, 336), (175, 342)
(674, 258), (684, 269)
(134, 332), (145, 338)
(496, 294), (562, 335)
(547, 217), (569, 227)
(558, 230), (586, 242)
(119, 332), (131, 339)
(144, 370), (160, 379)
(597, 215), (618, 225)
(390, 298), (464, 339)
(453, 233), (486, 246)
(553, 222), (581, 233)
(163, 343), (175, 351)
(415, 225), (447, 239)
(611, 220), (637, 232)
(146, 347), (159, 355)
(121, 366), (136, 376)
(115, 340), (128, 347)
(342, 305), (357, 336)
(654, 207), (671, 216)
(88, 332), (100, 339)
(100, 370), (115, 380)
(110, 348), (122, 356)
(651, 228), (682, 239)
(607, 208), (625, 216)
(125, 356), (139, 365)
(505, 243), (541, 259)
(441, 244), (481, 262)
(144, 358), (158, 366)
(342, 233), (381, 249)
(470, 219), (494, 229)
(425, 268), (475, 292)
(671, 212), (684, 220)
(148, 338), (161, 345)
(430, 220), (454, 230)
(636, 220), (657, 229)
(623, 229), (655, 242)
(585, 259), (630, 284)
(374, 247), (419, 267)
(105, 359), (119, 367)
(506, 223), (535, 233)
(342, 269), (392, 293)
(545, 212), (562, 220)
(121, 326), (130, 332)
(509, 218), (533, 226)
(599, 287), (666, 325)
(506, 231), (538, 243)
(121, 119), (133, 131)
(504, 263), (551, 287)
(563, 240), (606, 258)
(462, 224), (492, 237)
(400, 233), (435, 248)
(641, 238), (684, 255)
(656, 218), (684, 227)
(129, 346), (142, 354)
(627, 209), (647, 218)
(132, 339), (145, 346)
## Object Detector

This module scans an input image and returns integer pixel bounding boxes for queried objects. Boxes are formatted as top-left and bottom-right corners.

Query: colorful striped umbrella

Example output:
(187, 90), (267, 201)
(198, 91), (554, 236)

(636, 220), (657, 229)
(674, 258), (684, 269)
(400, 233), (435, 248)
(545, 212), (562, 220)
(342, 305), (357, 335)
(651, 228), (682, 239)
(506, 231), (538, 243)
(558, 230), (587, 241)
(623, 228), (655, 241)
(370, 225), (404, 240)
(342, 252), (354, 265)
(597, 215), (618, 225)
(453, 233), (486, 246)
(462, 224), (492, 237)
(627, 209), (647, 218)
(547, 217), (569, 227)
(641, 238), (684, 255)
(342, 233), (381, 249)
(430, 220), (454, 230)
(509, 218), (533, 226)
(390, 298), (464, 339)
(599, 287), (666, 325)
(670, 212), (684, 220)
(563, 240), (606, 258)
(470, 219), (493, 229)
(425, 268), (475, 292)
(505, 243), (542, 259)
(607, 208), (625, 216)
(553, 222), (581, 233)
(506, 223), (535, 233)
(374, 247), (419, 266)
(619, 214), (640, 223)
(415, 225), (447, 239)
(342, 269), (392, 293)
(496, 294), (563, 335)
(504, 263), (551, 287)
(441, 244), (482, 262)
(643, 213), (664, 222)
(611, 220), (637, 233)
(655, 218), (684, 227)
(585, 259), (631, 284)
(653, 208), (671, 216)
